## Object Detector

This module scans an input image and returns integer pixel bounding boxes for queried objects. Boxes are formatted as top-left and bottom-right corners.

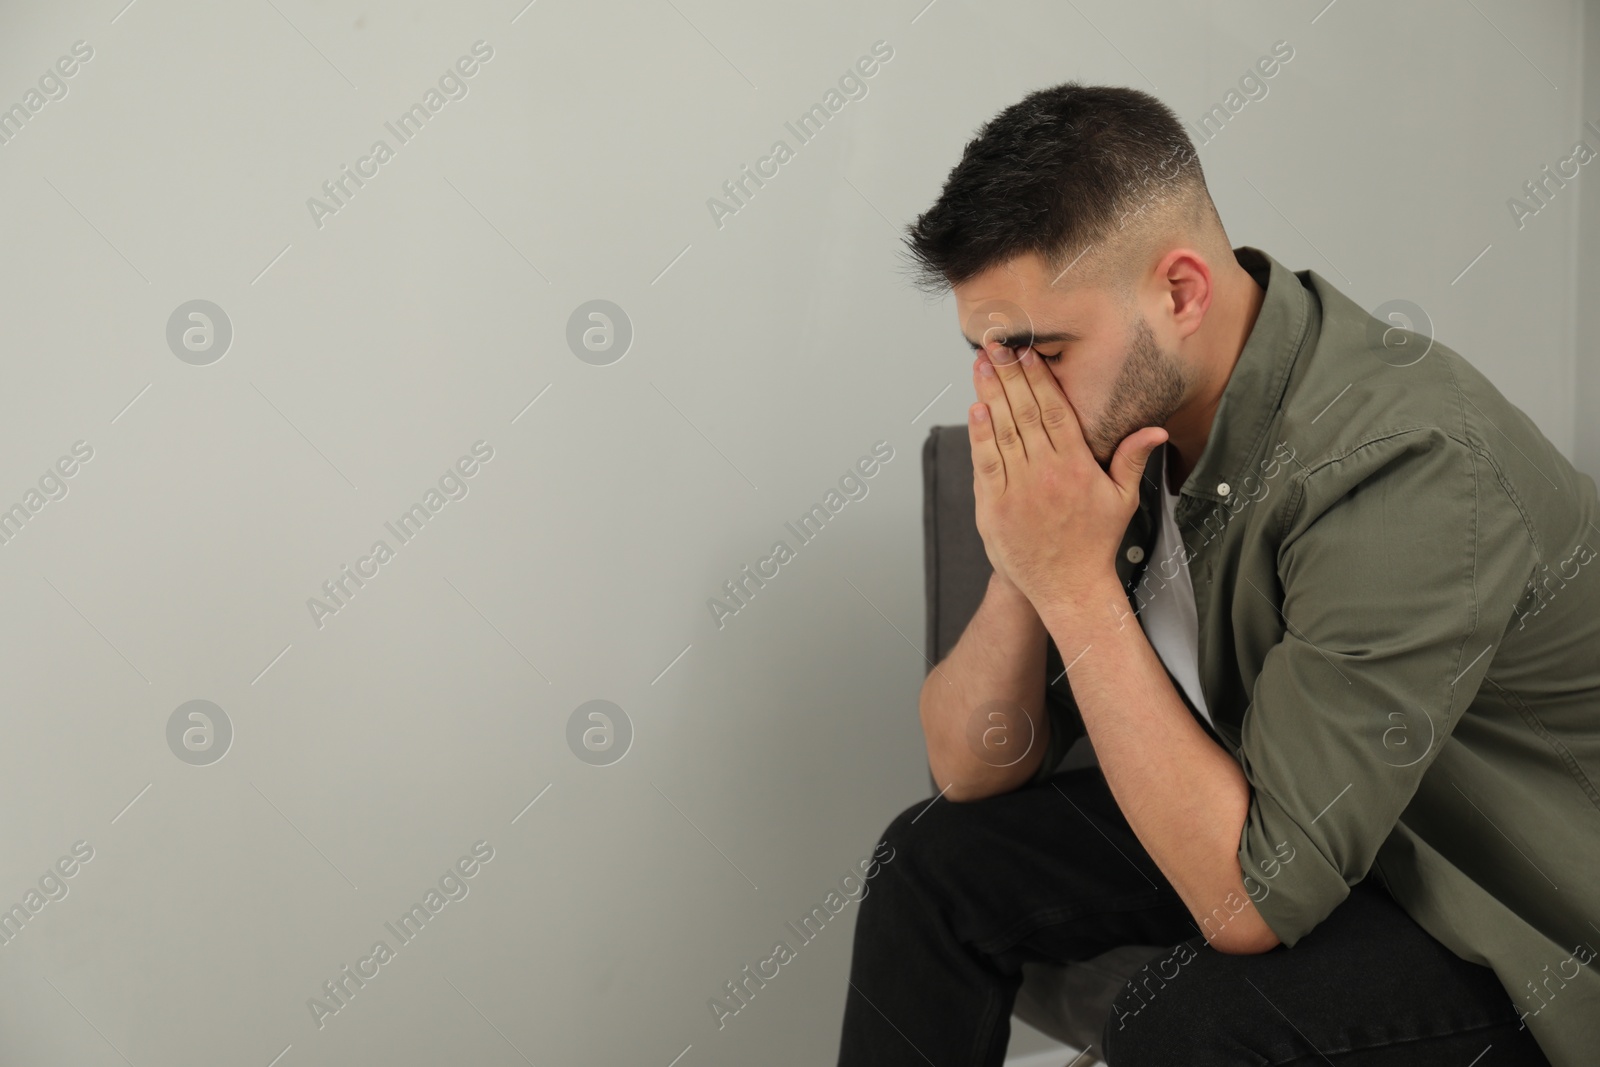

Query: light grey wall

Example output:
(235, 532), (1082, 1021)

(0, 2), (1589, 1065)
(1576, 2), (1600, 482)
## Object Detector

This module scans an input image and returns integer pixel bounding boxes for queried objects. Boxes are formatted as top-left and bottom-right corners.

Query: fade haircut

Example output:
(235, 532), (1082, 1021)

(901, 83), (1228, 305)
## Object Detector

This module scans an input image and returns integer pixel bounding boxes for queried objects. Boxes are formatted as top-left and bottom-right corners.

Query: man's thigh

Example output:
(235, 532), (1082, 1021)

(883, 765), (1196, 969)
(1101, 878), (1551, 1066)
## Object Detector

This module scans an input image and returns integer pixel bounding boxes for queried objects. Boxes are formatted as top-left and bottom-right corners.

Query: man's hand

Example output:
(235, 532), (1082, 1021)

(968, 344), (1167, 618)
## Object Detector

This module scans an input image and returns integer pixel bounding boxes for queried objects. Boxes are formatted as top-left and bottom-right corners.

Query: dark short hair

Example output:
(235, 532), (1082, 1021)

(901, 83), (1220, 297)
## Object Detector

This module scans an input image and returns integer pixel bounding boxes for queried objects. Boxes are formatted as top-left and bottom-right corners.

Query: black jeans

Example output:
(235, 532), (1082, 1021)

(836, 766), (1550, 1066)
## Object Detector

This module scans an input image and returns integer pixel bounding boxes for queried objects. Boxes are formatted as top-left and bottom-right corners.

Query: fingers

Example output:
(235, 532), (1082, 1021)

(1109, 427), (1168, 503)
(1013, 344), (1077, 450)
(973, 349), (1027, 485)
(968, 395), (1006, 499)
(979, 342), (1051, 458)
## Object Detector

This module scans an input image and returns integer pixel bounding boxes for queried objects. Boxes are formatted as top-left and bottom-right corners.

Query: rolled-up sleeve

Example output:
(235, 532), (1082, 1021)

(1234, 427), (1532, 945)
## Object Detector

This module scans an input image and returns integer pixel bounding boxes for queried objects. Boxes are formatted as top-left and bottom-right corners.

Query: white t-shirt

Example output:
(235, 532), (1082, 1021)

(1138, 465), (1216, 734)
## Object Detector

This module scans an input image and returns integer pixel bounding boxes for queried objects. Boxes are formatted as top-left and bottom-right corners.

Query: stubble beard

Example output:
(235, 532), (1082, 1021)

(1083, 313), (1191, 470)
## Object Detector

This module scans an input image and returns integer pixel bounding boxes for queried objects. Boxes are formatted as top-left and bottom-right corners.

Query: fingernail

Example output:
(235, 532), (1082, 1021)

(979, 360), (995, 378)
(1019, 346), (1036, 365)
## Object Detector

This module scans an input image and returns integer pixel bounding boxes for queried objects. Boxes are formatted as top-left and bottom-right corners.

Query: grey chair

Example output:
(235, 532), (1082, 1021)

(920, 423), (1168, 1063)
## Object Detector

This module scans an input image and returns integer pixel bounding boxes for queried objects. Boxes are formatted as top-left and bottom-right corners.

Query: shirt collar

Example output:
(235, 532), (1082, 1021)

(1174, 245), (1314, 518)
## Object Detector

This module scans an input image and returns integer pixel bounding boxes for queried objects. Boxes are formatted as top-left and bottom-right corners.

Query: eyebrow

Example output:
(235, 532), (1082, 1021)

(963, 329), (1082, 351)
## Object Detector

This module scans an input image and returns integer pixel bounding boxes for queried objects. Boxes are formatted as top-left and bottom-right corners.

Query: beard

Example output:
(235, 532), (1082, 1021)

(1082, 312), (1191, 469)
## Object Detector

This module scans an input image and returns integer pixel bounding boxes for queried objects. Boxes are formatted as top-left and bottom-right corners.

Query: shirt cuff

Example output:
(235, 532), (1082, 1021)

(1237, 784), (1355, 945)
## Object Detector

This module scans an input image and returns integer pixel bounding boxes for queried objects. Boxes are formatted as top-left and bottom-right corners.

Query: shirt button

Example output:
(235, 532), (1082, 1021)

(1126, 545), (1145, 563)
(1217, 482), (1231, 497)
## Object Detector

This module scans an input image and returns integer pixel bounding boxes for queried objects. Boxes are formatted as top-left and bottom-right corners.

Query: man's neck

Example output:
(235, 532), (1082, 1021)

(1165, 255), (1267, 491)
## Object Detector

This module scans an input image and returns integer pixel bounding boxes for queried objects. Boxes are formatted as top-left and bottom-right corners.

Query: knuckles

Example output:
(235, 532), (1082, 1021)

(1040, 406), (1071, 431)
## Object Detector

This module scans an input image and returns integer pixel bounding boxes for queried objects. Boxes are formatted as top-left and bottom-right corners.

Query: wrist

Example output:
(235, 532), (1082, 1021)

(1035, 575), (1131, 645)
(988, 569), (1035, 611)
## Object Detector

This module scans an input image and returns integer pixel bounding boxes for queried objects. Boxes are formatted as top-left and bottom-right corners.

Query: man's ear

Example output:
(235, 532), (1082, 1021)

(1160, 249), (1214, 340)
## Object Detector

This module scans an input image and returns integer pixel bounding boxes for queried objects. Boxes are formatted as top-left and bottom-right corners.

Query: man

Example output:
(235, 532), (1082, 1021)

(836, 83), (1600, 1066)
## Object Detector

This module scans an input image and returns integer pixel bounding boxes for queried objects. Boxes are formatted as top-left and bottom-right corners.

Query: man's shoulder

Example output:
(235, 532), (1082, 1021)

(1278, 274), (1566, 491)
(1266, 273), (1595, 554)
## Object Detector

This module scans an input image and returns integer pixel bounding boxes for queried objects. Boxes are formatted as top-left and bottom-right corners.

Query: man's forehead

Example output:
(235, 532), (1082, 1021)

(955, 298), (1093, 349)
(952, 258), (1112, 346)
(954, 281), (1100, 318)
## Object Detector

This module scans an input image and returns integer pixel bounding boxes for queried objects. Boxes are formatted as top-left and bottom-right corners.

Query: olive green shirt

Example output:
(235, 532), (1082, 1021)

(1035, 245), (1600, 1066)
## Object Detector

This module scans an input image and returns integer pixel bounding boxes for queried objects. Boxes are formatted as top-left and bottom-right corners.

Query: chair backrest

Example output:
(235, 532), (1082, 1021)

(921, 424), (992, 671)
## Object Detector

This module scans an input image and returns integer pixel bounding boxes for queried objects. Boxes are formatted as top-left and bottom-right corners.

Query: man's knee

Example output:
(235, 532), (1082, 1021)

(1101, 938), (1224, 1065)
(877, 788), (995, 879)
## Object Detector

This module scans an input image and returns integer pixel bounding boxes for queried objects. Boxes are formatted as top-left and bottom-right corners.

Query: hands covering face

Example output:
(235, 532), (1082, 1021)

(968, 342), (1167, 614)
